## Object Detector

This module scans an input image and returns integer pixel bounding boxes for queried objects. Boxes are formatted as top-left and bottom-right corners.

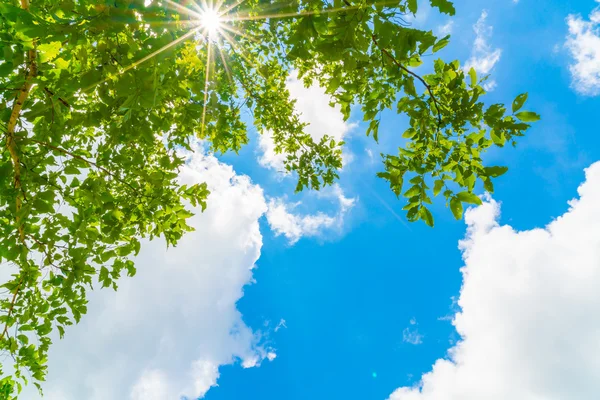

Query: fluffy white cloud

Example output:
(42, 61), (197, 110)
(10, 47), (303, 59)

(258, 73), (355, 171)
(464, 11), (502, 91)
(266, 184), (355, 244)
(23, 152), (272, 400)
(565, 3), (600, 95)
(388, 161), (600, 400)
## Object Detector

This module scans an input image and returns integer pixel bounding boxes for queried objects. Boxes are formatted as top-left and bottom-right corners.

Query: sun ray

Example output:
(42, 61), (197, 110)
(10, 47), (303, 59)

(218, 29), (258, 70)
(216, 36), (233, 85)
(143, 20), (198, 29)
(222, 0), (400, 23)
(34, 0), (406, 123)
(223, 1), (294, 21)
(178, 0), (204, 15)
(218, 0), (246, 16)
(214, 0), (229, 14)
(162, 0), (203, 20)
(120, 27), (202, 75)
(219, 23), (260, 44)
(222, 5), (357, 23)
(201, 35), (214, 138)
(198, 0), (212, 15)
(81, 25), (202, 94)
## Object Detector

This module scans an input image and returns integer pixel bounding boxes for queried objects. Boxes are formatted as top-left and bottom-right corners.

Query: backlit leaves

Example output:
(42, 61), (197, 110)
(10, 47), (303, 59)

(515, 110), (541, 122)
(0, 0), (538, 396)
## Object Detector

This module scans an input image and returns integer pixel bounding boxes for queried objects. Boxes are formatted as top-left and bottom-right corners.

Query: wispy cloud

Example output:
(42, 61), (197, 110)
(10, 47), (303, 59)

(266, 184), (356, 244)
(565, 3), (600, 95)
(437, 20), (454, 37)
(464, 11), (502, 91)
(402, 318), (423, 345)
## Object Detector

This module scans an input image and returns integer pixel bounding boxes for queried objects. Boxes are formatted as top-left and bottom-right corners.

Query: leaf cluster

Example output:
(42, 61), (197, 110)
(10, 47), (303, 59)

(0, 0), (538, 395)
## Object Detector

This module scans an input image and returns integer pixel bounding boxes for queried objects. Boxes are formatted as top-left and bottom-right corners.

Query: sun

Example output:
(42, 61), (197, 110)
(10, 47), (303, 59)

(200, 8), (221, 35)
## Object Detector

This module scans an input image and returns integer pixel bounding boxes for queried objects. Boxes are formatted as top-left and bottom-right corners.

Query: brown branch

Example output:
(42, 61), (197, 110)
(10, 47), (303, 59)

(7, 53), (36, 242)
(43, 87), (71, 109)
(341, 0), (443, 129)
(1, 0), (36, 343)
(370, 34), (442, 128)
(0, 281), (22, 340)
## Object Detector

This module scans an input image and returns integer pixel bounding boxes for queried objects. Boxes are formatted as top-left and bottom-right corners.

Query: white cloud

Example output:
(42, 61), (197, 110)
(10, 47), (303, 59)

(257, 130), (287, 173)
(366, 148), (376, 164)
(437, 21), (454, 37)
(402, 318), (423, 345)
(266, 184), (355, 244)
(274, 319), (287, 332)
(388, 161), (600, 400)
(464, 11), (502, 91)
(23, 152), (272, 400)
(258, 73), (355, 171)
(565, 3), (600, 95)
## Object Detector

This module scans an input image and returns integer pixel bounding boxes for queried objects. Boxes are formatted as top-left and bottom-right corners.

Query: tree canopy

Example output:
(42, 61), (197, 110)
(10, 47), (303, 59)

(0, 0), (538, 396)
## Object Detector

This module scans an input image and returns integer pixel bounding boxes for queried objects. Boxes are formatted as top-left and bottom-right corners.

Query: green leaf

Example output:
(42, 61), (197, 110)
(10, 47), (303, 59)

(38, 41), (62, 63)
(484, 166), (508, 178)
(449, 197), (463, 220)
(419, 206), (434, 227)
(429, 0), (456, 15)
(63, 165), (79, 175)
(512, 93), (528, 113)
(483, 178), (494, 193)
(456, 191), (482, 205)
(433, 180), (444, 197)
(433, 35), (450, 53)
(469, 68), (477, 87)
(404, 184), (421, 198)
(0, 0), (541, 391)
(407, 0), (418, 14)
(515, 111), (540, 122)
(491, 129), (506, 146)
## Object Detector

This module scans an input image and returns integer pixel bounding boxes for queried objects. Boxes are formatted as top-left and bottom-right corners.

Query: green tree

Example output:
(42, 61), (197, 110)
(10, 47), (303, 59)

(0, 0), (537, 396)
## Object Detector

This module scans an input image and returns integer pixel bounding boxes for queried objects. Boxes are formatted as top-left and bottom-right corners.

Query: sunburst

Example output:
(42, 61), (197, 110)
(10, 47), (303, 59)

(76, 0), (396, 132)
(200, 7), (222, 35)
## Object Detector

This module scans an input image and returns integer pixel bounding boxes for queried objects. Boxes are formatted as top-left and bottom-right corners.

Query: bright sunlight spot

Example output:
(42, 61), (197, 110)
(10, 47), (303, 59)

(200, 8), (221, 35)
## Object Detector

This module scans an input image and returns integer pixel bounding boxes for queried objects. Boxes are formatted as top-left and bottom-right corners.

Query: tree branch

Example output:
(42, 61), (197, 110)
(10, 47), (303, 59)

(370, 34), (442, 128)
(44, 87), (71, 109)
(26, 138), (142, 195)
(341, 0), (443, 129)
(0, 280), (22, 341)
(2, 0), (37, 342)
(6, 52), (36, 242)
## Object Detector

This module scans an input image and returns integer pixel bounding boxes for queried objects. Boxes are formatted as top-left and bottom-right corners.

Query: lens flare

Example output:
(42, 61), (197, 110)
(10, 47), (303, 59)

(201, 8), (221, 35)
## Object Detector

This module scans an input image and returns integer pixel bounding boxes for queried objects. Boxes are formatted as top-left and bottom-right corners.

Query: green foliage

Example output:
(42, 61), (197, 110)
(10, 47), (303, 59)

(0, 0), (537, 396)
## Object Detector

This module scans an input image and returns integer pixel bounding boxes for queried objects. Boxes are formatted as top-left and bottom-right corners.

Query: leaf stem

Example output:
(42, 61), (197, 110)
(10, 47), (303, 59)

(341, 0), (443, 129)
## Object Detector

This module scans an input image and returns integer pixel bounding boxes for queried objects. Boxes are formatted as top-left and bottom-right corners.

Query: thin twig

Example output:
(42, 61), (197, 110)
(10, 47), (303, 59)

(26, 138), (140, 194)
(0, 282), (22, 341)
(44, 87), (71, 109)
(341, 0), (443, 129)
(369, 36), (442, 129)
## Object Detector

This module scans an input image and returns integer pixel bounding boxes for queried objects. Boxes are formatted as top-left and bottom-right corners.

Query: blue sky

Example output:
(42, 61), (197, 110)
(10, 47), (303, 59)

(214, 0), (600, 398)
(24, 0), (600, 399)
